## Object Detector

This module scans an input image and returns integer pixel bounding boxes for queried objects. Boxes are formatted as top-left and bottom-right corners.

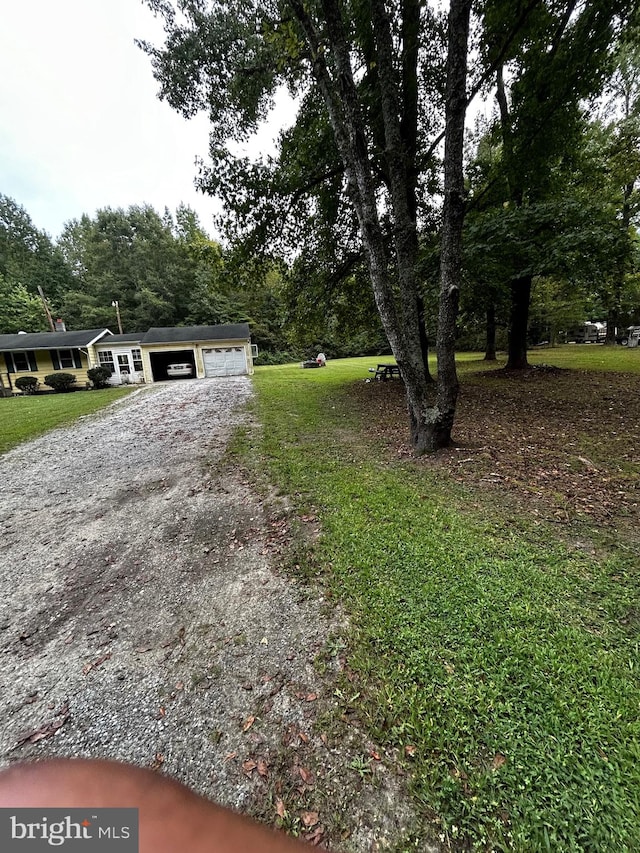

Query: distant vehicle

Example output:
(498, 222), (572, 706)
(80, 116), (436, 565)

(167, 363), (194, 378)
(571, 322), (607, 343)
(616, 326), (640, 347)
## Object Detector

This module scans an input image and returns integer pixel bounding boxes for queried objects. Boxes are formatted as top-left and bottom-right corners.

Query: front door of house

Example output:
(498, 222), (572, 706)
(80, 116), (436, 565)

(117, 354), (131, 379)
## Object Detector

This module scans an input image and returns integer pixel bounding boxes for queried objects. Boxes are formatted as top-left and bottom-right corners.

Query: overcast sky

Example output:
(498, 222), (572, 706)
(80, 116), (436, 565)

(0, 0), (276, 241)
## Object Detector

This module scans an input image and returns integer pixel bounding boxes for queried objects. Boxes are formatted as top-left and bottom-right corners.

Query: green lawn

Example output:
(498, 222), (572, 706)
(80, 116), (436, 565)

(0, 388), (134, 454)
(513, 343), (640, 373)
(248, 348), (640, 852)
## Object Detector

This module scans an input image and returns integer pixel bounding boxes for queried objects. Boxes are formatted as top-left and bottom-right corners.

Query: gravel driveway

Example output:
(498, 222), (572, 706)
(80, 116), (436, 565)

(0, 379), (418, 850)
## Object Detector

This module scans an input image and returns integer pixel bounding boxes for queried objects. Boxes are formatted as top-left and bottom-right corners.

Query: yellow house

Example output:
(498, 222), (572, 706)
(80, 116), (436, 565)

(1, 324), (255, 394)
(90, 324), (254, 384)
(0, 329), (112, 393)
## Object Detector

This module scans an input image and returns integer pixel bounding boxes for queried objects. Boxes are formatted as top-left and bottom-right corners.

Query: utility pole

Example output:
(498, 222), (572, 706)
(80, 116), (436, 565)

(111, 300), (124, 335)
(37, 286), (56, 332)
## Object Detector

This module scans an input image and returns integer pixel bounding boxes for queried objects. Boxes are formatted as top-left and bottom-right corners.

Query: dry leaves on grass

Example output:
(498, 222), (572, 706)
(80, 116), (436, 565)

(352, 369), (640, 533)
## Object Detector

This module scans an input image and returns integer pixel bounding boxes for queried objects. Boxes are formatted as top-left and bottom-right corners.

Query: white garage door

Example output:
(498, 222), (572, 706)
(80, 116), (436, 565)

(203, 346), (247, 377)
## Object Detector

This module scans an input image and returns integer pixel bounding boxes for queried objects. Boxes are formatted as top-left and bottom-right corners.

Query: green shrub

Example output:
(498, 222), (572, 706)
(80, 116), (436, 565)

(14, 375), (40, 395)
(87, 366), (112, 389)
(44, 372), (77, 393)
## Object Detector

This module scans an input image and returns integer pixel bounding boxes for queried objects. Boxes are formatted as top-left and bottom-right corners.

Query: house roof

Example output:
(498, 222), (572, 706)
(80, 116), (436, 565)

(0, 329), (112, 351)
(96, 333), (144, 345)
(141, 324), (251, 344)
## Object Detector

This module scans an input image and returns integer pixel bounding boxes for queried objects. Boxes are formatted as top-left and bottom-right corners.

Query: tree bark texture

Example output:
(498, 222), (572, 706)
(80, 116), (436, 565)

(484, 303), (497, 360)
(506, 275), (532, 369)
(432, 0), (471, 449)
(290, 0), (470, 452)
(606, 179), (634, 344)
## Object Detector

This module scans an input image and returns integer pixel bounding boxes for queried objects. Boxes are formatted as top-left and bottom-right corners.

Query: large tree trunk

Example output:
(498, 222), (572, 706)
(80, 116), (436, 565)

(606, 179), (634, 344)
(433, 0), (471, 447)
(606, 306), (620, 346)
(484, 303), (497, 360)
(506, 275), (531, 369)
(497, 66), (533, 371)
(417, 295), (433, 382)
(293, 0), (469, 452)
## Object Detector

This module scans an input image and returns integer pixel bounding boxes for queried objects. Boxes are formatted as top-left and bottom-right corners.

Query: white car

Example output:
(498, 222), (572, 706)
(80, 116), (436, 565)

(167, 363), (194, 378)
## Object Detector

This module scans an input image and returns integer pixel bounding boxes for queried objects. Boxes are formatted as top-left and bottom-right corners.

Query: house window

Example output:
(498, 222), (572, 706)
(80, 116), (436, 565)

(5, 351), (38, 372)
(58, 349), (75, 369)
(52, 349), (83, 370)
(131, 348), (143, 372)
(98, 350), (115, 374)
(13, 352), (31, 371)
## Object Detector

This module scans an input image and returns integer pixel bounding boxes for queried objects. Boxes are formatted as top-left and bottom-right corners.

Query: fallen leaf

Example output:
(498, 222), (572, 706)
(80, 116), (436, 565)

(302, 811), (319, 828)
(295, 690), (318, 701)
(298, 731), (310, 744)
(276, 798), (286, 819)
(257, 759), (269, 778)
(82, 651), (111, 675)
(305, 825), (325, 846)
(369, 749), (381, 761)
(242, 715), (255, 732)
(242, 759), (257, 775)
(298, 767), (314, 784)
(404, 745), (416, 758)
(15, 707), (70, 748)
(224, 752), (238, 762)
(151, 753), (164, 771)
(492, 753), (507, 770)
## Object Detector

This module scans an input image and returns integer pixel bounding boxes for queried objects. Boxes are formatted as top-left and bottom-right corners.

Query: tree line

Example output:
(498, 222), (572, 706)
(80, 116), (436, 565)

(0, 196), (293, 358)
(0, 192), (394, 360)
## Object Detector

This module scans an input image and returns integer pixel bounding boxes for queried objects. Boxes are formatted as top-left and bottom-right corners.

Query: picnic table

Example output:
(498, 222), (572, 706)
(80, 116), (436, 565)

(369, 363), (401, 381)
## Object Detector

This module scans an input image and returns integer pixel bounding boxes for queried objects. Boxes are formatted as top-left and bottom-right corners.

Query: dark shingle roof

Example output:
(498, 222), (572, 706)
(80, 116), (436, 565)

(0, 329), (112, 351)
(96, 333), (143, 344)
(141, 324), (250, 344)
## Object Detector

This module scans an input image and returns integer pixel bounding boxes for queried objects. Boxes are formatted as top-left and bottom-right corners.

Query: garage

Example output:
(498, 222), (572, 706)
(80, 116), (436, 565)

(138, 324), (253, 383)
(149, 348), (196, 382)
(203, 346), (247, 377)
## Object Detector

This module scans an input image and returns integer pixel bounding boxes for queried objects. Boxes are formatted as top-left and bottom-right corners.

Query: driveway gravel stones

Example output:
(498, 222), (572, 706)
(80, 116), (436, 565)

(0, 379), (419, 850)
